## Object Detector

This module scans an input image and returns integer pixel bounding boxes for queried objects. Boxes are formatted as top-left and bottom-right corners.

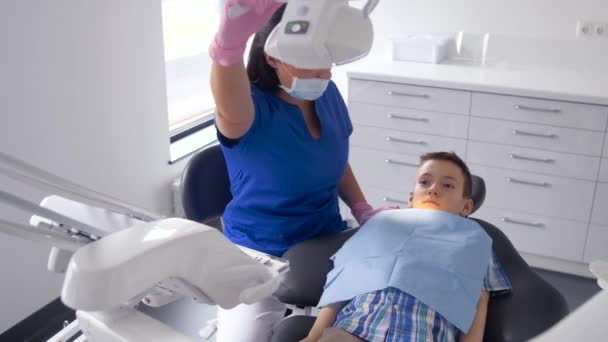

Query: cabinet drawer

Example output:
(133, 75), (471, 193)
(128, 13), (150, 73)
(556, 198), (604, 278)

(471, 93), (608, 131)
(351, 125), (467, 157)
(600, 158), (608, 182)
(470, 165), (595, 221)
(469, 117), (604, 156)
(584, 225), (608, 262)
(349, 79), (471, 115)
(591, 183), (608, 226)
(605, 136), (608, 157)
(350, 146), (419, 194)
(473, 206), (586, 261)
(467, 141), (600, 181)
(363, 185), (410, 209)
(349, 103), (469, 138)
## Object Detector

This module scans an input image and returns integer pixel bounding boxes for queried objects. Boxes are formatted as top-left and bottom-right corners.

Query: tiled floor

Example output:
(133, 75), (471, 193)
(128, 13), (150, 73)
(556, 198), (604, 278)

(141, 269), (602, 341)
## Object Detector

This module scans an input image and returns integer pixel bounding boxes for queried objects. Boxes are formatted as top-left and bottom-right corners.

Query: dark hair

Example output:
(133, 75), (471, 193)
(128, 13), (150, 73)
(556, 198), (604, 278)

(419, 151), (472, 198)
(246, 4), (287, 92)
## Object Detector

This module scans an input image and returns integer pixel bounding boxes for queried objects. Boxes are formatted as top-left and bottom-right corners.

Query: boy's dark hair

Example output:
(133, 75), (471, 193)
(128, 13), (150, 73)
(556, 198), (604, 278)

(420, 151), (472, 198)
(246, 5), (287, 92)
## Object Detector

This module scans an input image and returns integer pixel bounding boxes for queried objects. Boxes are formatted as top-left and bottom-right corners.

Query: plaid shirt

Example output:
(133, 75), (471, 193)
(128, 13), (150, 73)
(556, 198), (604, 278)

(333, 252), (512, 342)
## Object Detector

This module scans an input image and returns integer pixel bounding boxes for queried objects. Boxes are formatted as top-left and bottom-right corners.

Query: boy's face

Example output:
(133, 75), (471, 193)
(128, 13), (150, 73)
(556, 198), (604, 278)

(408, 160), (474, 216)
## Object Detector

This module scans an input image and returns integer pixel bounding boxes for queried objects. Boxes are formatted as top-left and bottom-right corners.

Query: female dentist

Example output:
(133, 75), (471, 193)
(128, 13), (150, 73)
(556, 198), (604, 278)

(209, 1), (391, 340)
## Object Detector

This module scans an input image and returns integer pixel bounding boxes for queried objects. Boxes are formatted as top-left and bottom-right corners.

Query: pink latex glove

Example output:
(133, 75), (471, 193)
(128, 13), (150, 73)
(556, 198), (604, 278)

(351, 202), (399, 226)
(209, 0), (283, 66)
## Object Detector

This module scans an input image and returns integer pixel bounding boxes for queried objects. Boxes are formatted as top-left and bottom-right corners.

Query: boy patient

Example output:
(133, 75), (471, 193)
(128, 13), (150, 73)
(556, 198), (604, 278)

(302, 152), (511, 342)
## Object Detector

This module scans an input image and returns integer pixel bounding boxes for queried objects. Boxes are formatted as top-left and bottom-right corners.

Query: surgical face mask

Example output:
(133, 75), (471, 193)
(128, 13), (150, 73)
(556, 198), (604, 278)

(277, 64), (330, 101)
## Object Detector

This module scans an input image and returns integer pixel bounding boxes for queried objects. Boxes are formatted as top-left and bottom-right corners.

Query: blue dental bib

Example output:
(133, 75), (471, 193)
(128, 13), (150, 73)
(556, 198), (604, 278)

(318, 209), (492, 332)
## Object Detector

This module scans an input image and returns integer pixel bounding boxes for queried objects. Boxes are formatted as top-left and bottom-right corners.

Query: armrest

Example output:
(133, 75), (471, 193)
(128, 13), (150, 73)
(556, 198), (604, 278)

(485, 269), (569, 342)
(275, 229), (358, 307)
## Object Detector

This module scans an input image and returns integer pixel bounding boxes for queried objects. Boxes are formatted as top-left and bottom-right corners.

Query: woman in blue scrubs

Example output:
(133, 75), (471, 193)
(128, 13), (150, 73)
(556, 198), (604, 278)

(209, 1), (388, 340)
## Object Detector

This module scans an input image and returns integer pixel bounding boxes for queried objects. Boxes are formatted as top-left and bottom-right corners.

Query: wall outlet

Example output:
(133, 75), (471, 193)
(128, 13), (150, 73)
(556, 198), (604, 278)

(596, 23), (608, 38)
(577, 20), (608, 38)
(577, 20), (594, 37)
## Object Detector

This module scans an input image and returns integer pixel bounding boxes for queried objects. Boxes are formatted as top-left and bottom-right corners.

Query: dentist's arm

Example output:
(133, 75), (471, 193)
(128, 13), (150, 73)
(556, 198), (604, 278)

(337, 163), (366, 209)
(339, 163), (398, 225)
(460, 289), (490, 342)
(209, 0), (282, 139)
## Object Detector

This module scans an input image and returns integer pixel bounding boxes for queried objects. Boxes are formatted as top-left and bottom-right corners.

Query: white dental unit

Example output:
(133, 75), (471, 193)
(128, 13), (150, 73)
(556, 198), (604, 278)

(1, 0), (607, 340)
(0, 150), (289, 342)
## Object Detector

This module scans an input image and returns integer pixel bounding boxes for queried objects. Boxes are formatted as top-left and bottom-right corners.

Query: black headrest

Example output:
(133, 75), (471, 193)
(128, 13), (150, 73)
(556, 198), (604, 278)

(470, 174), (486, 214)
(180, 144), (232, 224)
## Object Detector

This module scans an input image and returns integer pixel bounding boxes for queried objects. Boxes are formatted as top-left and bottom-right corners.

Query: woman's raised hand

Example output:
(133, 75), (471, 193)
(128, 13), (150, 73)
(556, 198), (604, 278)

(210, 0), (284, 66)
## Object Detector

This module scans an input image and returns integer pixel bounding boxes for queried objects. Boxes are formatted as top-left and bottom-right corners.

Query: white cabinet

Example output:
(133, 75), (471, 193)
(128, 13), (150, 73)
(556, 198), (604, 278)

(350, 79), (470, 114)
(467, 141), (600, 181)
(348, 75), (608, 275)
(471, 92), (608, 131)
(584, 225), (608, 262)
(468, 117), (604, 156)
(591, 183), (608, 226)
(349, 103), (469, 138)
(473, 207), (587, 262)
(600, 159), (608, 183)
(471, 165), (595, 222)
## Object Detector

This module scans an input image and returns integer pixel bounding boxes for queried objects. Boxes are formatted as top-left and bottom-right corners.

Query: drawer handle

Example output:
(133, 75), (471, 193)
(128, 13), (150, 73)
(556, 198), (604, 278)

(385, 159), (418, 167)
(506, 177), (552, 188)
(388, 90), (430, 99)
(512, 129), (558, 139)
(501, 217), (546, 228)
(383, 196), (408, 204)
(386, 136), (427, 145)
(509, 153), (555, 164)
(386, 114), (430, 122)
(514, 104), (562, 114)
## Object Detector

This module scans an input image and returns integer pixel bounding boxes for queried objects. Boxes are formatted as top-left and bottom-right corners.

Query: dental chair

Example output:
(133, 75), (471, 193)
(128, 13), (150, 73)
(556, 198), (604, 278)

(271, 177), (570, 342)
(180, 144), (569, 342)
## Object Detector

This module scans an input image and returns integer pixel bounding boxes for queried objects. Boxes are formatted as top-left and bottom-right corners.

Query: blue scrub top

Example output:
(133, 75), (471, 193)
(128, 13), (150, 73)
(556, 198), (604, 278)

(217, 81), (352, 256)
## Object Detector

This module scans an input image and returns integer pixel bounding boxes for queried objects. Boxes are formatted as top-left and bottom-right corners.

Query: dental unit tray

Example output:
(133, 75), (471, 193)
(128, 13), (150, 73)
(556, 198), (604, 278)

(0, 151), (289, 341)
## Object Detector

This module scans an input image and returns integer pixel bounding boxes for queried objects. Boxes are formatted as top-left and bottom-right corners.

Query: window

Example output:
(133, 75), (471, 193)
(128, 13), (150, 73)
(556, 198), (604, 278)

(162, 0), (220, 162)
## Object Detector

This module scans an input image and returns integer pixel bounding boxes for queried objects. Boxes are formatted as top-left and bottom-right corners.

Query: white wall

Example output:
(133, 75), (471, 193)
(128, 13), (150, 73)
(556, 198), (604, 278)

(332, 0), (608, 94)
(370, 0), (608, 55)
(0, 0), (189, 333)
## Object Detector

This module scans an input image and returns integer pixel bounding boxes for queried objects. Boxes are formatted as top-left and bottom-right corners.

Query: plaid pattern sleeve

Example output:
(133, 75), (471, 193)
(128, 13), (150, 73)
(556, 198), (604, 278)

(483, 251), (512, 295)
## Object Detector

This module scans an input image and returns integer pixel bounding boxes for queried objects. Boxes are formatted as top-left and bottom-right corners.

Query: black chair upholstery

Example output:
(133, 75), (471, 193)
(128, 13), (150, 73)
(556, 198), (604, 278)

(477, 218), (569, 342)
(272, 175), (569, 342)
(180, 143), (232, 229)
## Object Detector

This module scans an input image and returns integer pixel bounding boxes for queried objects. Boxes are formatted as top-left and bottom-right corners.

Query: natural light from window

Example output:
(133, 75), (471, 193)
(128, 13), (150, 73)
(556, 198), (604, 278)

(162, 0), (220, 131)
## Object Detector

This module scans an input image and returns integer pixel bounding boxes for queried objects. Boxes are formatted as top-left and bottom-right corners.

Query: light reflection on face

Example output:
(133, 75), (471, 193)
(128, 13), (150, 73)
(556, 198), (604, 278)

(408, 160), (473, 216)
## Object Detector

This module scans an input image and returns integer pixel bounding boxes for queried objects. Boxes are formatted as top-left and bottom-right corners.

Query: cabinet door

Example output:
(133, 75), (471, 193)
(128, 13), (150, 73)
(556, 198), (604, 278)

(591, 183), (608, 226)
(600, 159), (608, 183)
(350, 146), (419, 194)
(349, 79), (471, 114)
(584, 225), (608, 262)
(363, 186), (410, 208)
(349, 102), (469, 138)
(473, 206), (586, 262)
(471, 92), (608, 131)
(351, 125), (467, 157)
(467, 141), (600, 181)
(469, 117), (604, 156)
(470, 165), (595, 222)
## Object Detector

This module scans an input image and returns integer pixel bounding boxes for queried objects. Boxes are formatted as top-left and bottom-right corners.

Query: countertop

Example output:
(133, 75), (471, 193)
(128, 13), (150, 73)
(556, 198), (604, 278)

(345, 57), (608, 106)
